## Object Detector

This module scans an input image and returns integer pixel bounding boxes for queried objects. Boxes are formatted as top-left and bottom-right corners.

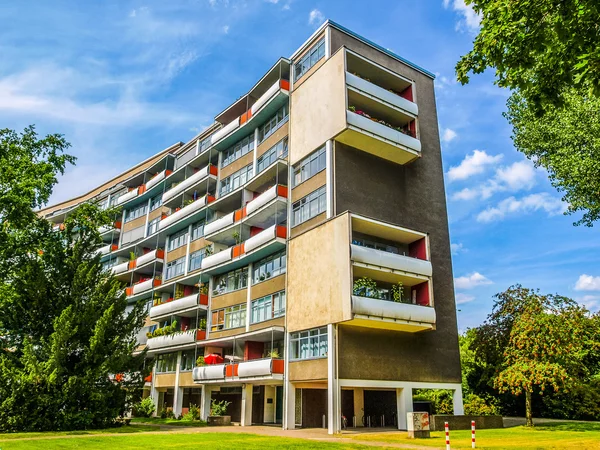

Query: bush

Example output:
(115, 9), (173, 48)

(413, 389), (454, 414)
(182, 404), (201, 421)
(463, 394), (499, 416)
(210, 399), (231, 416)
(132, 397), (155, 418)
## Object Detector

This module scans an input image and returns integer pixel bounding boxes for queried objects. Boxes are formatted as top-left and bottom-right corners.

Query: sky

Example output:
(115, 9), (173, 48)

(2, 0), (599, 331)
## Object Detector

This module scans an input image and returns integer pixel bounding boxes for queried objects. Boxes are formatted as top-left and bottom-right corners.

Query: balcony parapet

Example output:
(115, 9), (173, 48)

(162, 165), (217, 204)
(351, 295), (435, 330)
(149, 293), (208, 321)
(159, 195), (215, 230)
(350, 244), (432, 278)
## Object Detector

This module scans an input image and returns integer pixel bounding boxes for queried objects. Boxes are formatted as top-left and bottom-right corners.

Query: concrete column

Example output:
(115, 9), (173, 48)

(172, 352), (183, 417)
(353, 387), (364, 427)
(453, 386), (464, 415)
(327, 323), (338, 434)
(241, 383), (253, 426)
(246, 263), (252, 332)
(325, 140), (333, 218)
(284, 381), (296, 430)
(150, 366), (160, 417)
(396, 387), (413, 430)
(200, 385), (212, 420)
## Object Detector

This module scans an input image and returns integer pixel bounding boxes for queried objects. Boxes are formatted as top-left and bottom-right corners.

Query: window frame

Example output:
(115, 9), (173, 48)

(219, 164), (253, 196)
(289, 326), (328, 361)
(251, 291), (286, 324)
(293, 145), (326, 187)
(221, 134), (254, 168)
(165, 256), (185, 280)
(213, 267), (248, 296)
(291, 186), (327, 227)
(124, 203), (147, 223)
(168, 228), (188, 252)
(294, 38), (326, 81)
(258, 105), (289, 144)
(211, 303), (247, 331)
(252, 250), (286, 284)
(257, 137), (288, 173)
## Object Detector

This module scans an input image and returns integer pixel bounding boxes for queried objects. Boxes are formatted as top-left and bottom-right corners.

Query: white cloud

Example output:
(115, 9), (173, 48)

(451, 242), (465, 255)
(443, 0), (481, 33)
(222, 25), (230, 34)
(575, 274), (600, 292)
(447, 150), (503, 181)
(456, 293), (475, 305)
(454, 272), (492, 289)
(476, 193), (567, 223)
(308, 9), (324, 26)
(265, 0), (279, 3)
(441, 128), (458, 143)
(577, 295), (600, 312)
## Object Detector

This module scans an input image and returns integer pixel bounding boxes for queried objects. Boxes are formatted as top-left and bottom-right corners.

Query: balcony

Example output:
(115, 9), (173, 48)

(99, 221), (121, 236)
(162, 165), (218, 205)
(192, 359), (284, 384)
(126, 278), (161, 297)
(111, 261), (130, 275)
(145, 169), (172, 191)
(237, 358), (284, 379)
(346, 72), (418, 117)
(159, 195), (215, 230)
(192, 364), (227, 382)
(116, 187), (142, 205)
(136, 248), (165, 268)
(149, 293), (208, 321)
(97, 243), (117, 256)
(146, 329), (204, 351)
(350, 244), (432, 280)
(351, 295), (435, 332)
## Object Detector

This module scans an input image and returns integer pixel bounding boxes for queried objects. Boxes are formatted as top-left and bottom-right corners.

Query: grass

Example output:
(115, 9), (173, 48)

(347, 421), (600, 449)
(0, 425), (158, 440)
(0, 432), (373, 450)
(129, 417), (207, 427)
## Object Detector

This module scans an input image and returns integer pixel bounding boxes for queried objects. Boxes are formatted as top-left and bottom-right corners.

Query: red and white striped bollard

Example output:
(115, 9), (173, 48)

(445, 421), (450, 450)
(471, 420), (476, 448)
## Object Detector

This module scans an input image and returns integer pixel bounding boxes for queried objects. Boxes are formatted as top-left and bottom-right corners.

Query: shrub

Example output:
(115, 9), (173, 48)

(210, 399), (231, 416)
(463, 394), (499, 416)
(132, 397), (155, 418)
(182, 404), (201, 421)
(413, 389), (454, 414)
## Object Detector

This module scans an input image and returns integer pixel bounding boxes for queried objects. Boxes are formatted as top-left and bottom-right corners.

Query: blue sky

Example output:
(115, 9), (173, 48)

(2, 0), (599, 330)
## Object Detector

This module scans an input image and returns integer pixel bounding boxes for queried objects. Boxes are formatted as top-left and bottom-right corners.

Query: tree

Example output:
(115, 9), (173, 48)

(493, 287), (598, 427)
(504, 89), (600, 226)
(0, 126), (148, 431)
(456, 0), (600, 111)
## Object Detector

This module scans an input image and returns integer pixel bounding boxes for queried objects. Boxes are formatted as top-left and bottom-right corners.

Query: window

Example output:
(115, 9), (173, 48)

(165, 257), (185, 280)
(180, 350), (196, 371)
(124, 203), (147, 223)
(191, 221), (205, 241)
(168, 229), (188, 251)
(147, 217), (160, 236)
(188, 248), (207, 272)
(251, 291), (286, 324)
(211, 304), (246, 331)
(220, 164), (253, 196)
(293, 146), (326, 186)
(290, 327), (328, 360)
(292, 186), (326, 226)
(156, 353), (178, 373)
(258, 105), (289, 143)
(150, 195), (162, 211)
(294, 38), (325, 81)
(199, 134), (213, 153)
(352, 236), (400, 254)
(97, 197), (109, 210)
(221, 134), (254, 168)
(252, 250), (286, 284)
(257, 137), (288, 173)
(213, 267), (248, 295)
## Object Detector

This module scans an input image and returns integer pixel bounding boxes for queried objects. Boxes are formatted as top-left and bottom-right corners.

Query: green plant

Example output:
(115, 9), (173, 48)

(204, 245), (213, 256)
(196, 355), (207, 366)
(129, 251), (136, 261)
(132, 397), (155, 418)
(464, 393), (499, 416)
(184, 198), (194, 207)
(348, 105), (356, 112)
(353, 277), (380, 299)
(198, 283), (209, 295)
(210, 399), (231, 416)
(232, 230), (241, 245)
(391, 282), (405, 303)
(267, 350), (280, 358)
(198, 318), (207, 331)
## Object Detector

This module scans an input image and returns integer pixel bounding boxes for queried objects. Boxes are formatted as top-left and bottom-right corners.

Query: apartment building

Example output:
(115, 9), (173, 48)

(39, 20), (462, 434)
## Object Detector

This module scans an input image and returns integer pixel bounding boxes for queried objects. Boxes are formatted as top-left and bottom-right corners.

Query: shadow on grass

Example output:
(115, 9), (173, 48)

(533, 422), (600, 433)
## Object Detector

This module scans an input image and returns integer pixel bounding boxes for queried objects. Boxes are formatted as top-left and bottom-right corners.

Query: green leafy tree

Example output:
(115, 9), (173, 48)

(493, 287), (598, 427)
(456, 0), (600, 110)
(504, 89), (600, 226)
(0, 126), (148, 431)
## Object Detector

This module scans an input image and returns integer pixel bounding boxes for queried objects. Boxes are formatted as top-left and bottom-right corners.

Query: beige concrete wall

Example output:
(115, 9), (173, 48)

(287, 213), (352, 332)
(189, 237), (209, 253)
(289, 358), (328, 382)
(251, 274), (285, 300)
(148, 206), (169, 221)
(179, 371), (195, 387)
(209, 326), (245, 339)
(291, 170), (326, 203)
(248, 316), (285, 333)
(122, 216), (146, 233)
(155, 373), (176, 388)
(290, 49), (346, 165)
(211, 288), (247, 309)
(166, 243), (187, 262)
(290, 212), (326, 238)
(220, 152), (253, 180)
(257, 124), (289, 158)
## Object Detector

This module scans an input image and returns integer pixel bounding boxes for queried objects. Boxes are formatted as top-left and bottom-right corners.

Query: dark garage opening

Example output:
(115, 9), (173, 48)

(302, 388), (327, 428)
(364, 389), (397, 427)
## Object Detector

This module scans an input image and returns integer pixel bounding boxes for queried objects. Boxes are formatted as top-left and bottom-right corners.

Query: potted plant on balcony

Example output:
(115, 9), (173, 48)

(207, 399), (232, 426)
(353, 277), (380, 299)
(232, 230), (241, 245)
(391, 282), (405, 303)
(267, 349), (280, 358)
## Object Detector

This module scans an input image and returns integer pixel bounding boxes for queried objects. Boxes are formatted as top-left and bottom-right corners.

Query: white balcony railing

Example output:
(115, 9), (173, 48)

(132, 278), (155, 295)
(350, 244), (432, 278)
(97, 244), (114, 256)
(244, 224), (280, 253)
(116, 189), (139, 205)
(193, 364), (226, 381)
(150, 294), (199, 320)
(162, 166), (211, 203)
(204, 212), (235, 236)
(145, 170), (168, 190)
(352, 295), (436, 324)
(146, 329), (197, 350)
(346, 111), (421, 154)
(237, 358), (282, 378)
(211, 118), (240, 144)
(159, 196), (210, 230)
(136, 249), (163, 267)
(346, 72), (418, 116)
(251, 81), (282, 115)
(246, 185), (282, 216)
(111, 261), (129, 275)
(201, 247), (233, 270)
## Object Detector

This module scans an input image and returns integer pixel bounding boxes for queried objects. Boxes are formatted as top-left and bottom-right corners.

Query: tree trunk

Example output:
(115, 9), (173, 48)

(525, 390), (533, 427)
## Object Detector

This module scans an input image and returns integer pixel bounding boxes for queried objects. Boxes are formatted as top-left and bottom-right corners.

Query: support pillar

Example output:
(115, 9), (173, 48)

(284, 381), (296, 430)
(397, 387), (413, 430)
(327, 323), (339, 434)
(172, 352), (183, 417)
(150, 366), (160, 417)
(241, 383), (253, 426)
(353, 387), (364, 427)
(453, 386), (464, 415)
(200, 385), (212, 420)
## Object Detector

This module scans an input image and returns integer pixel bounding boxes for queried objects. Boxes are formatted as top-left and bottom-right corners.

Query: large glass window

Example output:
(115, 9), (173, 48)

(147, 217), (160, 236)
(221, 134), (254, 168)
(149, 195), (162, 211)
(257, 137), (288, 173)
(251, 291), (286, 324)
(290, 327), (328, 360)
(258, 105), (289, 144)
(292, 186), (326, 227)
(211, 304), (246, 331)
(199, 134), (213, 153)
(165, 257), (185, 280)
(213, 267), (248, 295)
(293, 145), (326, 186)
(156, 353), (178, 372)
(188, 248), (207, 272)
(180, 350), (196, 371)
(191, 221), (205, 241)
(124, 203), (147, 223)
(252, 250), (286, 284)
(168, 229), (188, 251)
(294, 38), (325, 81)
(220, 164), (253, 196)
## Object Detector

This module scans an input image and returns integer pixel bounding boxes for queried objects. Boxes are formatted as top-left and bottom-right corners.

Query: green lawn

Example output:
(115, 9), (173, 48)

(129, 417), (207, 427)
(0, 432), (373, 450)
(347, 422), (600, 449)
